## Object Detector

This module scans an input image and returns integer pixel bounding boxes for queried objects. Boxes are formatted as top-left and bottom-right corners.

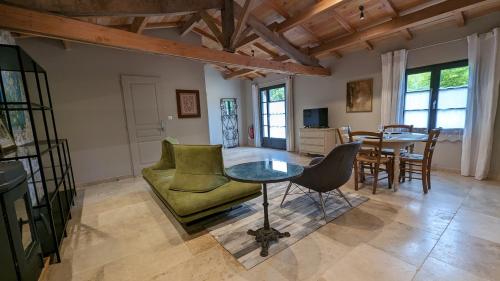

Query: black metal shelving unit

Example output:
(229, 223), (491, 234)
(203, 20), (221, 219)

(0, 44), (76, 263)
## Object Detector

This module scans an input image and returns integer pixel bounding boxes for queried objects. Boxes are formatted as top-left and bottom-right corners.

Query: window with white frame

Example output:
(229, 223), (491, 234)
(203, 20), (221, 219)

(403, 60), (469, 130)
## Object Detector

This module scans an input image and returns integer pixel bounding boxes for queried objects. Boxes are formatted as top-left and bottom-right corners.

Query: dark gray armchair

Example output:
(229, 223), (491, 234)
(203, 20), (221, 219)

(280, 142), (361, 221)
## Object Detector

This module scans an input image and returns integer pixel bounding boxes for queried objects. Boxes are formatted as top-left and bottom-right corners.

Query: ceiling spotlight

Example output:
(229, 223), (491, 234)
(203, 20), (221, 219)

(359, 5), (365, 20)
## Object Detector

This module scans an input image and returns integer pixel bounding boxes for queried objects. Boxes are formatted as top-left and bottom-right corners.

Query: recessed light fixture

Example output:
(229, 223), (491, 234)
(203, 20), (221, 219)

(359, 5), (365, 20)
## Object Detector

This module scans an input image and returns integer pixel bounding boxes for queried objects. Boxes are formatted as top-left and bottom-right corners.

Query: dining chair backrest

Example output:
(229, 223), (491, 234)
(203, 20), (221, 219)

(384, 124), (413, 133)
(424, 128), (441, 167)
(348, 130), (384, 163)
(336, 126), (351, 144)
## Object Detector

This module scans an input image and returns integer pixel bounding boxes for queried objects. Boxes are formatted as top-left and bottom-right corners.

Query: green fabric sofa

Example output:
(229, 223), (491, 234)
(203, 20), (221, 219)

(142, 138), (261, 224)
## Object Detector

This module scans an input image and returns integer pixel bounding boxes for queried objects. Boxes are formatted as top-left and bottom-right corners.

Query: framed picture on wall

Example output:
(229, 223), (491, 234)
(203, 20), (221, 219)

(346, 79), (373, 113)
(176, 89), (201, 118)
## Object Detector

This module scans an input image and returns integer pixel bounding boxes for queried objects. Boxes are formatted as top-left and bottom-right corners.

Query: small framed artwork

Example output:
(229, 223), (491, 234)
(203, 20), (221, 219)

(0, 119), (16, 154)
(346, 79), (373, 113)
(176, 89), (201, 118)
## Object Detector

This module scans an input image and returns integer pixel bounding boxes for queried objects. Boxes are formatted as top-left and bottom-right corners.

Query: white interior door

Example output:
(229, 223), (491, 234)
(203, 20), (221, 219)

(121, 75), (165, 176)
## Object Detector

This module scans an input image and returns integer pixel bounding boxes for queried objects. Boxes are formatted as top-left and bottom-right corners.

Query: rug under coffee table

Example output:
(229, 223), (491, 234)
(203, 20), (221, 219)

(207, 181), (369, 269)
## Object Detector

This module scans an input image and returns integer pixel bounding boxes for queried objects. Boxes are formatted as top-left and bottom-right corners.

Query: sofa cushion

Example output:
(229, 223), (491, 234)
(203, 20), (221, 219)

(170, 144), (229, 192)
(158, 180), (261, 217)
(143, 168), (175, 187)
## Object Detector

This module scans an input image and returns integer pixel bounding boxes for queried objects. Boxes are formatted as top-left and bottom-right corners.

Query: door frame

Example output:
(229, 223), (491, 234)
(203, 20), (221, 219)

(259, 83), (286, 150)
(120, 75), (164, 176)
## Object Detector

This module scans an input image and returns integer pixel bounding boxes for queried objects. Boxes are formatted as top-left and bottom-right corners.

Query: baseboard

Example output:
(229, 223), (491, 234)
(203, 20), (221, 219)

(76, 174), (134, 188)
(431, 166), (460, 174)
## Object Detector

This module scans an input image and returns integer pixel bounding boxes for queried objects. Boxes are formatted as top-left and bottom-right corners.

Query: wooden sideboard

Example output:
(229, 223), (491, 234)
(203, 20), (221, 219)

(299, 128), (336, 155)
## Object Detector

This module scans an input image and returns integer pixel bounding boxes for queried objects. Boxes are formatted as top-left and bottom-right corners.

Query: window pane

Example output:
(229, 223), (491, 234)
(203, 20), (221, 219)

(405, 91), (429, 110)
(260, 92), (267, 102)
(269, 87), (285, 101)
(440, 66), (469, 88)
(263, 125), (268, 137)
(404, 110), (428, 128)
(262, 115), (268, 125)
(436, 109), (466, 129)
(407, 72), (431, 92)
(261, 103), (267, 114)
(270, 126), (286, 138)
(269, 101), (285, 114)
(269, 114), (286, 127)
(437, 87), (467, 109)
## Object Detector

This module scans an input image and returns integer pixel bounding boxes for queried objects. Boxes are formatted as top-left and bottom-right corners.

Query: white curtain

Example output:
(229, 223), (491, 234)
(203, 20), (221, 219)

(381, 49), (407, 125)
(251, 83), (261, 147)
(285, 76), (295, 151)
(461, 28), (500, 180)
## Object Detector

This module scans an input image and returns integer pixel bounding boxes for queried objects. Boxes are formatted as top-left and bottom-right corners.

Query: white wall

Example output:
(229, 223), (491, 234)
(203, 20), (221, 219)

(244, 11), (500, 175)
(204, 66), (246, 146)
(17, 29), (210, 185)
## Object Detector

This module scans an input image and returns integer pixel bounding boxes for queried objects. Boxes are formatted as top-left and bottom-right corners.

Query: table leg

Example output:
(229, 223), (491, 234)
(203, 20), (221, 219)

(393, 146), (401, 192)
(247, 183), (290, 257)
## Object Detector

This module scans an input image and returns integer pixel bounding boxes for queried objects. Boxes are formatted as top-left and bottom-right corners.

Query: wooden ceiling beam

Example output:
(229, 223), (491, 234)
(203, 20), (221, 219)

(61, 40), (71, 50)
(381, 0), (398, 18)
(130, 17), (148, 34)
(231, 0), (255, 49)
(0, 4), (329, 76)
(331, 9), (355, 33)
(253, 42), (280, 59)
(275, 0), (347, 33)
(192, 27), (219, 44)
(234, 3), (319, 66)
(199, 11), (224, 45)
(401, 28), (413, 40)
(310, 0), (492, 56)
(180, 13), (201, 37)
(363, 41), (374, 51)
(221, 0), (235, 50)
(2, 0), (224, 16)
(454, 11), (466, 27)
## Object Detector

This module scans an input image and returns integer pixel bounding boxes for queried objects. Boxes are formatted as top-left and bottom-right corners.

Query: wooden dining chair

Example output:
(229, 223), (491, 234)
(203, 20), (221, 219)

(349, 131), (394, 194)
(336, 126), (351, 144)
(399, 128), (441, 193)
(383, 124), (414, 133)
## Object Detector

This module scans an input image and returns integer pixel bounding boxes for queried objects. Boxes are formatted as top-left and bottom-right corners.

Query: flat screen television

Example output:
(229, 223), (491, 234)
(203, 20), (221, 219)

(303, 108), (328, 128)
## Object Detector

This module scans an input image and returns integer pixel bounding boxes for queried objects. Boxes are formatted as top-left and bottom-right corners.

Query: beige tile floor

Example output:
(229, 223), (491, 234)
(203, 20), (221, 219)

(46, 147), (500, 281)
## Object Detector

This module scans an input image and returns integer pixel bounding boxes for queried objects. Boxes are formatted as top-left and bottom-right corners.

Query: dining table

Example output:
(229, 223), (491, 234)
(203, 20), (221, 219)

(354, 132), (428, 192)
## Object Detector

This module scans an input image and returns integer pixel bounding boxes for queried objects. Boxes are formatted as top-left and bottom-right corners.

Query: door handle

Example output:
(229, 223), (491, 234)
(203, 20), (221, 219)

(159, 120), (165, 132)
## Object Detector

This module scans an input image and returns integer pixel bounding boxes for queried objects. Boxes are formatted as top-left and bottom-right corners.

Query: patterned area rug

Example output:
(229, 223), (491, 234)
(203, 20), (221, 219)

(207, 182), (369, 269)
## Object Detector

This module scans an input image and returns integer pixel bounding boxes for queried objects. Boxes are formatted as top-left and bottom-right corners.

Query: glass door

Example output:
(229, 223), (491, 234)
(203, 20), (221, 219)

(260, 84), (286, 150)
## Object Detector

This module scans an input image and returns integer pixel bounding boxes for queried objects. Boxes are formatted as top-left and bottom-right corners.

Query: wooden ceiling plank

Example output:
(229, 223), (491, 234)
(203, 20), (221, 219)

(0, 4), (329, 76)
(231, 0), (255, 49)
(199, 11), (224, 44)
(310, 0), (492, 56)
(2, 0), (224, 16)
(130, 16), (148, 33)
(331, 9), (355, 33)
(275, 0), (347, 33)
(234, 3), (320, 66)
(224, 68), (256, 79)
(180, 13), (201, 36)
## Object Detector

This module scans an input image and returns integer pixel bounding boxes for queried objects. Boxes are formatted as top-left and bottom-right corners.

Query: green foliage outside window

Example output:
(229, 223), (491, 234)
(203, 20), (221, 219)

(269, 87), (285, 101)
(440, 66), (469, 88)
(407, 72), (431, 92)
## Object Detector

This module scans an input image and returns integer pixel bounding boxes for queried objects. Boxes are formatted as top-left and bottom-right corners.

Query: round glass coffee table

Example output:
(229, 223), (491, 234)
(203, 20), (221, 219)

(225, 160), (304, 257)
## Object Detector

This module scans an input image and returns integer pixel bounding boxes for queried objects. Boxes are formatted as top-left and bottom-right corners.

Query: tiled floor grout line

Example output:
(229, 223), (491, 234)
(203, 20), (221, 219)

(409, 185), (473, 281)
